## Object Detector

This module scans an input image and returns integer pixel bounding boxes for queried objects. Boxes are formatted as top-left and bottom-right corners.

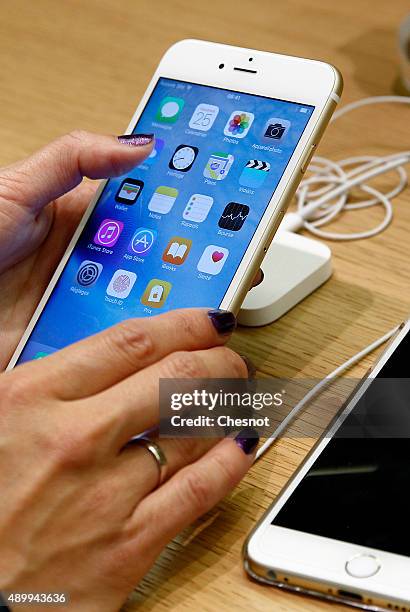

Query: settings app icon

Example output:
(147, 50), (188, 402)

(76, 260), (103, 287)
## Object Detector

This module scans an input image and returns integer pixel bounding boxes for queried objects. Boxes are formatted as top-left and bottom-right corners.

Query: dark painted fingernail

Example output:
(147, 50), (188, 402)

(208, 309), (237, 335)
(117, 133), (154, 146)
(240, 354), (256, 378)
(235, 428), (259, 455)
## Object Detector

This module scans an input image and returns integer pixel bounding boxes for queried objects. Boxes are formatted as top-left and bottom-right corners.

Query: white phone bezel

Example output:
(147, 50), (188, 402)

(245, 319), (410, 605)
(8, 39), (339, 369)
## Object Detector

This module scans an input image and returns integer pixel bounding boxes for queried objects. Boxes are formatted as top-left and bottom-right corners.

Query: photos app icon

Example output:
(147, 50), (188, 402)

(223, 111), (254, 138)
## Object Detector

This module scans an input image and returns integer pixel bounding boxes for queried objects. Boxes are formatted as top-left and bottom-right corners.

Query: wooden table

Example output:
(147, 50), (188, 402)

(1, 1), (409, 609)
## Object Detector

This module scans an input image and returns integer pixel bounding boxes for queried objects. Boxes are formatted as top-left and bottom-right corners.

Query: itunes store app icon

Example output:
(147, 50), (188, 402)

(197, 245), (229, 275)
(94, 219), (124, 247)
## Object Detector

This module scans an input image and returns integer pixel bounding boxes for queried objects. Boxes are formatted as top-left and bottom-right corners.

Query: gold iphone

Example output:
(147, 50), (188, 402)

(8, 40), (342, 366)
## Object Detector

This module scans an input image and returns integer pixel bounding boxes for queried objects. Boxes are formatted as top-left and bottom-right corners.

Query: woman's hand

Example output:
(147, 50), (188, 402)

(0, 131), (153, 368)
(0, 308), (257, 612)
(0, 131), (263, 369)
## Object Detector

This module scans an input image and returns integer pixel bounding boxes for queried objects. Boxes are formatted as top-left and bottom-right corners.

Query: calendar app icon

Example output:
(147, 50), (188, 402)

(189, 103), (219, 131)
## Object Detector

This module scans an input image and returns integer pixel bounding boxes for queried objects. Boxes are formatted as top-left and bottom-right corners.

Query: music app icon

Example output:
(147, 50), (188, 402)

(94, 219), (124, 247)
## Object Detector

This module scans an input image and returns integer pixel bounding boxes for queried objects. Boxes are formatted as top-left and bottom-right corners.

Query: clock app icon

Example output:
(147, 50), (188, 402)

(169, 144), (199, 172)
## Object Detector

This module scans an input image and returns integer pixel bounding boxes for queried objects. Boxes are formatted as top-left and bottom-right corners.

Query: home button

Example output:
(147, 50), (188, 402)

(345, 554), (381, 578)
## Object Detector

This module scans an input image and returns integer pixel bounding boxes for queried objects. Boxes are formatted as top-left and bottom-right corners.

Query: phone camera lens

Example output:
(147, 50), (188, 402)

(219, 63), (224, 69)
(249, 57), (253, 62)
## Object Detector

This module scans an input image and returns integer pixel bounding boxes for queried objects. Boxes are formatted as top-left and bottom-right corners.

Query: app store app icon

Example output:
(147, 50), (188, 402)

(128, 228), (157, 257)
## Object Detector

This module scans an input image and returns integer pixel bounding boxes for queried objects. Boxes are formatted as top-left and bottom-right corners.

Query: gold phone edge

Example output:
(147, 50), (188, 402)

(226, 64), (344, 316)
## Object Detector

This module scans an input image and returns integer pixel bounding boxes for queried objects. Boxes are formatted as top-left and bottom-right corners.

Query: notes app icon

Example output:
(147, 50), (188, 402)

(94, 219), (124, 247)
(148, 186), (178, 215)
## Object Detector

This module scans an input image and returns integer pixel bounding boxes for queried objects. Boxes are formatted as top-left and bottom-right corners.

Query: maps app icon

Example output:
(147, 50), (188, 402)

(203, 152), (234, 181)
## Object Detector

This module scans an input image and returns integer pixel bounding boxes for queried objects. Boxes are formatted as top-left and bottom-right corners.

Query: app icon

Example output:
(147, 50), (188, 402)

(183, 194), (213, 223)
(189, 103), (219, 131)
(197, 245), (229, 275)
(76, 260), (103, 287)
(128, 228), (157, 257)
(141, 279), (172, 308)
(106, 269), (137, 299)
(145, 138), (164, 165)
(239, 159), (271, 188)
(115, 178), (144, 205)
(162, 236), (192, 265)
(94, 219), (124, 247)
(224, 111), (254, 138)
(148, 186), (178, 214)
(203, 152), (234, 181)
(169, 145), (198, 172)
(156, 97), (185, 123)
(262, 117), (291, 141)
(218, 203), (249, 231)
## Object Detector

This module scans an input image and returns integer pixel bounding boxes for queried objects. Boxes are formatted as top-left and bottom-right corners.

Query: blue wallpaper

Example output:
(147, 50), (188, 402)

(18, 78), (313, 362)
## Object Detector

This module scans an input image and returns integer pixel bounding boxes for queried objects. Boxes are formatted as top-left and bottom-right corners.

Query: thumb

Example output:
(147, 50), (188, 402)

(0, 130), (154, 214)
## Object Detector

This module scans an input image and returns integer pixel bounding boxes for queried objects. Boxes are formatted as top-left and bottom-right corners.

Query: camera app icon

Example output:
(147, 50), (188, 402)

(262, 117), (291, 141)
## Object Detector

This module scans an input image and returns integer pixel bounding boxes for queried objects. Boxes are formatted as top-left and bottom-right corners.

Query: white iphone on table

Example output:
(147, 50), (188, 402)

(244, 320), (410, 610)
(8, 39), (342, 367)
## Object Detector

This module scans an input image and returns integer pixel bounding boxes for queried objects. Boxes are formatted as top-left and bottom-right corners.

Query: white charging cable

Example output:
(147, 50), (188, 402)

(255, 324), (400, 461)
(281, 96), (410, 240)
(254, 97), (410, 459)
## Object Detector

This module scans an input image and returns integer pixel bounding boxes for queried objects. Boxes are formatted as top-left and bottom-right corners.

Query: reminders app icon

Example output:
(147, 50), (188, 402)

(183, 194), (213, 223)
